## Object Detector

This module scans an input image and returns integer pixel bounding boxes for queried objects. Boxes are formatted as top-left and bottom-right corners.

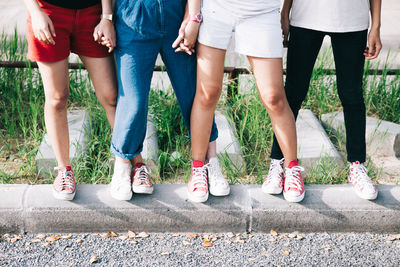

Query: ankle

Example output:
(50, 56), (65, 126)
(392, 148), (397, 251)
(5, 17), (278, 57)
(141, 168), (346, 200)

(285, 159), (299, 168)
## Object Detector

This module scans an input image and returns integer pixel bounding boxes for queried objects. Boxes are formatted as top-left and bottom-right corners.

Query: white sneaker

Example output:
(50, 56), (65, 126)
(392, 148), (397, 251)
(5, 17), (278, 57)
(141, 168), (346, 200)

(207, 157), (230, 196)
(110, 160), (133, 201)
(348, 161), (378, 200)
(262, 159), (284, 194)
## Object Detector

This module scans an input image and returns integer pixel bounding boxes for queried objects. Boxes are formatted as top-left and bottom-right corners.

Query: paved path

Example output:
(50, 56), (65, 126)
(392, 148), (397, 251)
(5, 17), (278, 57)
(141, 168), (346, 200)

(1, 0), (399, 67)
(1, 232), (400, 266)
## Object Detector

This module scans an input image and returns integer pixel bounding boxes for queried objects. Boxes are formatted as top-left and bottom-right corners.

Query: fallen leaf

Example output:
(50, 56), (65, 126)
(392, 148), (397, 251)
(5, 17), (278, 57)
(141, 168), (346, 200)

(109, 232), (118, 237)
(325, 247), (332, 251)
(45, 236), (58, 242)
(172, 233), (179, 237)
(211, 237), (218, 242)
(262, 251), (269, 255)
(248, 258), (256, 261)
(280, 235), (288, 239)
(100, 233), (110, 238)
(397, 234), (400, 240)
(3, 234), (10, 238)
(388, 236), (396, 241)
(25, 242), (30, 246)
(218, 233), (223, 238)
(42, 242), (50, 247)
(226, 240), (232, 244)
(202, 241), (213, 247)
(288, 233), (297, 238)
(270, 230), (278, 236)
(32, 239), (41, 243)
(130, 240), (137, 245)
(0, 238), (3, 241)
(248, 234), (253, 238)
(81, 234), (87, 239)
(76, 239), (82, 244)
(235, 233), (241, 237)
(36, 234), (45, 239)
(373, 238), (380, 242)
(283, 250), (290, 256)
(226, 232), (235, 238)
(118, 235), (128, 241)
(9, 238), (18, 243)
(284, 242), (290, 247)
(337, 236), (344, 241)
(269, 238), (277, 242)
(186, 233), (196, 239)
(203, 235), (210, 242)
(128, 231), (136, 239)
(296, 235), (304, 240)
(182, 240), (191, 246)
(161, 252), (169, 256)
(237, 239), (245, 244)
(137, 232), (149, 238)
(89, 255), (99, 264)
(157, 236), (165, 240)
(61, 234), (72, 239)
(14, 235), (23, 240)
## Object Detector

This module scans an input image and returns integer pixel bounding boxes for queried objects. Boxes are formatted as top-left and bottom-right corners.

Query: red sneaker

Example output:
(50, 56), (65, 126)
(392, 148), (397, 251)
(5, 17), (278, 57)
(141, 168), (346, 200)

(132, 163), (153, 194)
(283, 160), (305, 202)
(53, 166), (76, 201)
(187, 160), (209, 203)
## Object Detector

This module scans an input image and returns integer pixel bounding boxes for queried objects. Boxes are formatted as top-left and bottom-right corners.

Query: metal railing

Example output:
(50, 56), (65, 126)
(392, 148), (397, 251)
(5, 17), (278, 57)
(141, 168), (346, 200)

(1, 60), (398, 98)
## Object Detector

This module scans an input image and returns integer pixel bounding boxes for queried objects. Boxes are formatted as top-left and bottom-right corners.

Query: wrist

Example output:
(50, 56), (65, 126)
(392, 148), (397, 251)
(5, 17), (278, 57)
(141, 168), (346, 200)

(370, 24), (381, 32)
(189, 12), (203, 23)
(101, 14), (113, 22)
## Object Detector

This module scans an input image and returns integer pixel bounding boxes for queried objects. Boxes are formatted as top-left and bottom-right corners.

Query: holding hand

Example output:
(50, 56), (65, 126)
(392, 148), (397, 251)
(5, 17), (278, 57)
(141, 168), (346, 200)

(172, 14), (201, 55)
(281, 15), (290, 48)
(93, 18), (116, 53)
(30, 10), (56, 45)
(364, 28), (382, 60)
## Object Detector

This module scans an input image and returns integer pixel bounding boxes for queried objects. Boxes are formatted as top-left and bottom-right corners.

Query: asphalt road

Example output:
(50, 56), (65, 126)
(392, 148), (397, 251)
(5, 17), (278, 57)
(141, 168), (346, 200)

(1, 231), (400, 266)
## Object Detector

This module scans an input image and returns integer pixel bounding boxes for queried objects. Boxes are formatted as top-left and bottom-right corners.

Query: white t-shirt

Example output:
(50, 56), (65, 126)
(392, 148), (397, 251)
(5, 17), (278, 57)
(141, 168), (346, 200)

(214, 0), (281, 18)
(290, 0), (370, 33)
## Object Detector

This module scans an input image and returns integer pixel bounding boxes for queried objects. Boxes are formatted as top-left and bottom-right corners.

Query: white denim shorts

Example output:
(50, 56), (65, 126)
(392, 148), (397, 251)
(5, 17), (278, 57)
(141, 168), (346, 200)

(198, 0), (283, 58)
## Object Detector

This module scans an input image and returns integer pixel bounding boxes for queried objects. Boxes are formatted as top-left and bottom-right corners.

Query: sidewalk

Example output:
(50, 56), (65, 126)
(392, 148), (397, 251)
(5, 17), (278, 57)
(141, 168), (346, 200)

(1, 184), (399, 233)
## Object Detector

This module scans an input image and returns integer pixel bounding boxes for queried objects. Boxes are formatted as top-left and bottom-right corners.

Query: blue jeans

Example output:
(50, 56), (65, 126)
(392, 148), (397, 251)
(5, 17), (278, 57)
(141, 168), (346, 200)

(111, 0), (218, 159)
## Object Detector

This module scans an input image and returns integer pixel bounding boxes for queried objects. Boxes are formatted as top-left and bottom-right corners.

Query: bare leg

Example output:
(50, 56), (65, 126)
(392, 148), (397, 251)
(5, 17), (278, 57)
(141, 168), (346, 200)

(206, 141), (217, 161)
(191, 44), (226, 162)
(247, 56), (297, 167)
(38, 59), (70, 167)
(79, 55), (117, 128)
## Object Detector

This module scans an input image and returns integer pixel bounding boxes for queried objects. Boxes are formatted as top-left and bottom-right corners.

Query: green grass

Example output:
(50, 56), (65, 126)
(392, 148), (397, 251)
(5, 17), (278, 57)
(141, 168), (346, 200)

(1, 31), (399, 185)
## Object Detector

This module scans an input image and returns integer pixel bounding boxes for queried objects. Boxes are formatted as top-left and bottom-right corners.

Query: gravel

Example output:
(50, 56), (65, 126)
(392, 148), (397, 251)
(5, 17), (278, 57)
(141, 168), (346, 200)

(1, 232), (400, 266)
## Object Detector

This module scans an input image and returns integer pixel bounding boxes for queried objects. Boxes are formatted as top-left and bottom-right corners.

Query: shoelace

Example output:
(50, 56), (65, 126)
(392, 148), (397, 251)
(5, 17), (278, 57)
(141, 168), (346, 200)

(349, 164), (374, 188)
(135, 165), (151, 185)
(266, 159), (284, 185)
(54, 167), (74, 190)
(207, 162), (226, 185)
(285, 166), (304, 190)
(191, 165), (209, 191)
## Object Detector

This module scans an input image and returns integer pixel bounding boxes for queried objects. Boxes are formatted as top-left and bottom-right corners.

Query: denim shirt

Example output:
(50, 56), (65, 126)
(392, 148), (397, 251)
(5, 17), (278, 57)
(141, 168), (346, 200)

(115, 0), (186, 41)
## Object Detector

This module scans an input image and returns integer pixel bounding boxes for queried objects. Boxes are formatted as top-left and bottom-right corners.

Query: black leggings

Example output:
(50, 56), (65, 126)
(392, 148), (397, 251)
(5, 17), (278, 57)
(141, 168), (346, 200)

(270, 26), (368, 163)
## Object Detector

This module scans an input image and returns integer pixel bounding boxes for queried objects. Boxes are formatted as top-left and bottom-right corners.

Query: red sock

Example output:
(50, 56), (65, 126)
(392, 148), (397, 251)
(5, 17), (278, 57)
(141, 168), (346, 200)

(192, 160), (204, 168)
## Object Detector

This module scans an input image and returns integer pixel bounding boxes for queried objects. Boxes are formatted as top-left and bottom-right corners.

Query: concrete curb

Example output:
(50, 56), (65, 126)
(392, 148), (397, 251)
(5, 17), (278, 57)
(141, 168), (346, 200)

(296, 110), (344, 173)
(321, 111), (400, 158)
(1, 184), (399, 234)
(36, 109), (90, 178)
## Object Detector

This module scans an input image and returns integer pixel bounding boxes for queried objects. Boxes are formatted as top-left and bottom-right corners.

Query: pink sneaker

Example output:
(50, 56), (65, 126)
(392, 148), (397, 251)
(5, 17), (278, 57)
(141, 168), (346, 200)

(348, 161), (377, 200)
(262, 158), (284, 194)
(283, 160), (305, 202)
(132, 163), (153, 194)
(187, 160), (209, 203)
(53, 166), (76, 201)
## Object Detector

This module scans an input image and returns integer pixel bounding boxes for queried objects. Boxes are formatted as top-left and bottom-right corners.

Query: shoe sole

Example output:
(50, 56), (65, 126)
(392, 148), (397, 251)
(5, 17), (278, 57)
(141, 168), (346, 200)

(355, 189), (378, 200)
(110, 189), (133, 201)
(209, 187), (230, 197)
(262, 185), (283, 195)
(187, 190), (209, 203)
(132, 185), (154, 194)
(53, 189), (76, 201)
(283, 191), (305, 203)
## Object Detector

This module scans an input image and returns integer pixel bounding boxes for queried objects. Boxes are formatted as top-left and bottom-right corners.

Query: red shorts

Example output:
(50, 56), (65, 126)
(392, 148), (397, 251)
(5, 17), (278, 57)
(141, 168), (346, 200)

(27, 0), (110, 62)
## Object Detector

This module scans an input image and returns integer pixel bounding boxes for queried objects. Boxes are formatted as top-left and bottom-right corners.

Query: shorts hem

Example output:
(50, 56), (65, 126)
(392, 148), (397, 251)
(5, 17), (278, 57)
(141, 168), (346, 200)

(236, 48), (283, 59)
(198, 38), (228, 51)
(27, 53), (70, 63)
(71, 50), (111, 59)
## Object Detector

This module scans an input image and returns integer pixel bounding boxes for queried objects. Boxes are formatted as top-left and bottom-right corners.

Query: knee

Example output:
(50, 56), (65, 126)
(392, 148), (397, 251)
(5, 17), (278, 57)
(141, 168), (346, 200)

(197, 85), (221, 109)
(261, 90), (286, 113)
(99, 91), (117, 109)
(46, 91), (69, 111)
